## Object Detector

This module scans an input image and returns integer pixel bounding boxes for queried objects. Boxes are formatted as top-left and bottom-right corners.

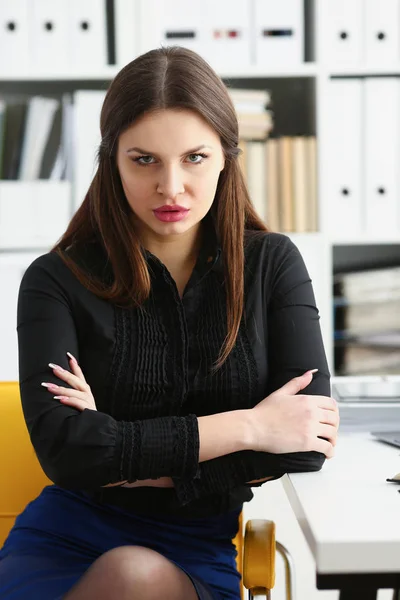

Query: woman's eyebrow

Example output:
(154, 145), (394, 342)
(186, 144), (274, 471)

(125, 144), (213, 157)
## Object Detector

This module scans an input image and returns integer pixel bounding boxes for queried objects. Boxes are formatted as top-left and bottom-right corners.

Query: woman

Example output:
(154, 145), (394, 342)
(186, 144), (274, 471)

(0, 46), (339, 599)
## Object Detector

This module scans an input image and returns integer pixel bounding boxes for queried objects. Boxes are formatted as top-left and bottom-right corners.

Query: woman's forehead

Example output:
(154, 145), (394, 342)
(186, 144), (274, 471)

(119, 109), (222, 154)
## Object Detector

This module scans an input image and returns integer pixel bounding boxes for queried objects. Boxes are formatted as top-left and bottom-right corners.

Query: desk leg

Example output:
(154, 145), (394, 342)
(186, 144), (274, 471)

(318, 573), (400, 597)
(339, 589), (378, 600)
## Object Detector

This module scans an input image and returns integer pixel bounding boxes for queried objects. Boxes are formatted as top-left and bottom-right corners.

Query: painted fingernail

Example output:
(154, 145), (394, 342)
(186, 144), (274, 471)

(49, 363), (63, 371)
(67, 352), (77, 363)
(304, 369), (318, 376)
(54, 396), (66, 400)
(41, 382), (57, 389)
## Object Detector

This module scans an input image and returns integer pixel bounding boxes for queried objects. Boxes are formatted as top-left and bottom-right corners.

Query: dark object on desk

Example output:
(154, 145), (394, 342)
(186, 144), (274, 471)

(371, 431), (400, 449)
(386, 472), (400, 484)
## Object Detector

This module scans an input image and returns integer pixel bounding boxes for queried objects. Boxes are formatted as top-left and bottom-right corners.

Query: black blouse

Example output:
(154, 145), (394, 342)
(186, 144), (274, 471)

(17, 223), (331, 518)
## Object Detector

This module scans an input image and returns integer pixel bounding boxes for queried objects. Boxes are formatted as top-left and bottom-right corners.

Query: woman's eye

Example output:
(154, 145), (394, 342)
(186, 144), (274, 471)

(134, 155), (155, 165)
(187, 153), (207, 164)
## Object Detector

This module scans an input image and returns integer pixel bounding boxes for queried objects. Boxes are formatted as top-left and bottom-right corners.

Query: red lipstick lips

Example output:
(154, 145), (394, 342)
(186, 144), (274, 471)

(153, 205), (189, 222)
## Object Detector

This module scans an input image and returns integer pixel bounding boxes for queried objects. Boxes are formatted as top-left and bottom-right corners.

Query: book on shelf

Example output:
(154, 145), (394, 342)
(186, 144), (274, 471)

(278, 136), (292, 232)
(39, 100), (63, 180)
(238, 135), (318, 233)
(228, 87), (273, 141)
(246, 140), (267, 222)
(0, 98), (27, 180)
(292, 136), (307, 232)
(0, 94), (72, 182)
(0, 100), (4, 178)
(265, 138), (279, 232)
(307, 136), (318, 234)
(18, 96), (59, 180)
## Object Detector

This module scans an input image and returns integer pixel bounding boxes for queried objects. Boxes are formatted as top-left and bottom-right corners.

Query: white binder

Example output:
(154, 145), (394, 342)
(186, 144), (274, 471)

(68, 0), (107, 70)
(253, 0), (304, 66)
(73, 91), (106, 210)
(0, 0), (30, 73)
(201, 0), (251, 71)
(364, 78), (400, 235)
(138, 0), (205, 59)
(31, 0), (69, 71)
(114, 0), (138, 66)
(321, 0), (363, 64)
(364, 0), (400, 64)
(325, 79), (364, 236)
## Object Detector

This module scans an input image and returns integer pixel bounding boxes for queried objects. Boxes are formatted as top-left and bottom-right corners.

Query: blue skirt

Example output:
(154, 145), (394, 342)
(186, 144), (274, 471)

(0, 485), (242, 600)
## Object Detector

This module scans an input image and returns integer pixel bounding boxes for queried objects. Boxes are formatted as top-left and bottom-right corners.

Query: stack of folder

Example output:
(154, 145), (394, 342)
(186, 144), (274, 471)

(334, 266), (400, 375)
(228, 88), (272, 141)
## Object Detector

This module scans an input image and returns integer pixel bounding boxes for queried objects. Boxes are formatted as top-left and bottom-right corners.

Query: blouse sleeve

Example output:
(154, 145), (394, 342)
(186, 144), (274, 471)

(173, 235), (331, 505)
(17, 255), (199, 489)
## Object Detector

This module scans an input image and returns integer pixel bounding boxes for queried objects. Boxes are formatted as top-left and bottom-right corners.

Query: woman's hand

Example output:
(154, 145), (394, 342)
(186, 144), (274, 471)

(42, 354), (173, 489)
(249, 370), (340, 459)
(41, 352), (97, 411)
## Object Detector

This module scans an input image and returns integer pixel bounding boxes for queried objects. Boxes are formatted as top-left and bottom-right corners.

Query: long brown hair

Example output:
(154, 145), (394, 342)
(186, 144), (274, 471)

(53, 46), (268, 371)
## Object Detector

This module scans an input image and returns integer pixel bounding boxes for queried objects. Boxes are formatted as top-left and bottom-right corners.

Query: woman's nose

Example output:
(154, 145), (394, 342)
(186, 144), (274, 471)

(156, 165), (185, 198)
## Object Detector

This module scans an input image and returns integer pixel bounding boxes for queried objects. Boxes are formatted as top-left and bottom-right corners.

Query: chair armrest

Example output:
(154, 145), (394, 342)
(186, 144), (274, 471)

(243, 519), (276, 591)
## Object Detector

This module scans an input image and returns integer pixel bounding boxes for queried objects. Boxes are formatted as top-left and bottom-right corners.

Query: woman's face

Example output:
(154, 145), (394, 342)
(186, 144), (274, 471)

(116, 108), (225, 243)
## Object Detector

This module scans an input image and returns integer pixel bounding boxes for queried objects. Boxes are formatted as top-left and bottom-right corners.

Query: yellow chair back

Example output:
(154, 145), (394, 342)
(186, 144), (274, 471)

(0, 382), (51, 547)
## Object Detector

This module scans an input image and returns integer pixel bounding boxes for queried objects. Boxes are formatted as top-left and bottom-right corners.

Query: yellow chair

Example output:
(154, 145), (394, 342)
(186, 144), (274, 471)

(0, 381), (295, 599)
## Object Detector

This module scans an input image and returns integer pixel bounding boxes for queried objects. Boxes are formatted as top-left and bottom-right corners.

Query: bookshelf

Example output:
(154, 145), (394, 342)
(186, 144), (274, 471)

(1, 0), (400, 381)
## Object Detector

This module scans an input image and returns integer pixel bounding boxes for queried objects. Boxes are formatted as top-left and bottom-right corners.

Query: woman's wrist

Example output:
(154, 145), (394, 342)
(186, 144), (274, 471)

(240, 409), (257, 451)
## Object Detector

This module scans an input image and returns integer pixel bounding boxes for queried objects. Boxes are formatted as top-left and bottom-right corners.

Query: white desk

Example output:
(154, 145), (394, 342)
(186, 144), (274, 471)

(282, 432), (400, 599)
